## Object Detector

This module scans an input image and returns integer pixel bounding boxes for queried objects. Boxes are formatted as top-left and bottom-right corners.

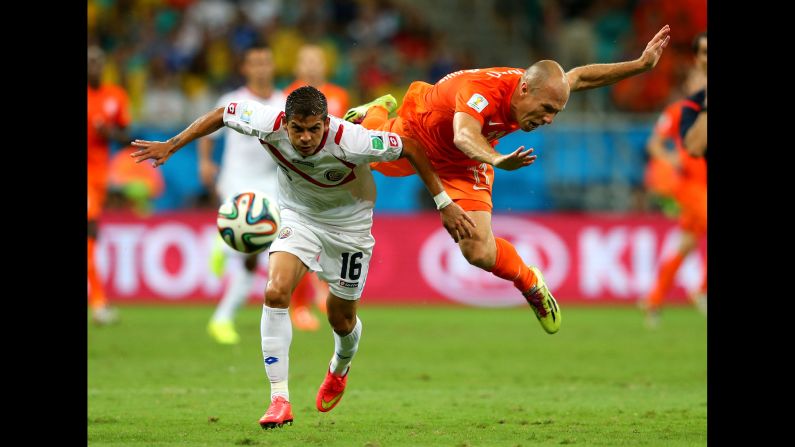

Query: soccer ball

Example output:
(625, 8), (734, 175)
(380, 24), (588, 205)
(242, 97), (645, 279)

(217, 191), (281, 254)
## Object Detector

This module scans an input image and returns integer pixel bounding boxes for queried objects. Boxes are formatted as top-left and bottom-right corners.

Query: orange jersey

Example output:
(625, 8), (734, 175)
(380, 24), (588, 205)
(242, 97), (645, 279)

(397, 67), (523, 170)
(652, 100), (706, 235)
(653, 99), (707, 187)
(87, 84), (130, 173)
(284, 81), (350, 118)
(88, 83), (130, 220)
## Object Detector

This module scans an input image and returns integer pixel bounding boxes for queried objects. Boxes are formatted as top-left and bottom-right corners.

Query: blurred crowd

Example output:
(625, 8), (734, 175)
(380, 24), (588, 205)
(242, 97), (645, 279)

(496, 0), (706, 113)
(88, 0), (706, 128)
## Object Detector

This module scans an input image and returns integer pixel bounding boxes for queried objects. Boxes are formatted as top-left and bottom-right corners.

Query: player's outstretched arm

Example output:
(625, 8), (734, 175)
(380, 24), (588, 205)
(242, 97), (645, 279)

(453, 112), (537, 171)
(400, 138), (476, 242)
(566, 24), (671, 92)
(130, 107), (226, 167)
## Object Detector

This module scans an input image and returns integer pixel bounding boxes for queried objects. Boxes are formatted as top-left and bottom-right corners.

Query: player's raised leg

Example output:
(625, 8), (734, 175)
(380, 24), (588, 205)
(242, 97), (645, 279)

(459, 209), (561, 334)
(316, 294), (361, 412)
(258, 251), (308, 429)
(343, 94), (397, 124)
(313, 229), (374, 412)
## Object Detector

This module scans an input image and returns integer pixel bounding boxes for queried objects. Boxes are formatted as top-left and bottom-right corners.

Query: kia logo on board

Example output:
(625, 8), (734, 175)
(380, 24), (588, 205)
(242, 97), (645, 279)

(419, 217), (570, 307)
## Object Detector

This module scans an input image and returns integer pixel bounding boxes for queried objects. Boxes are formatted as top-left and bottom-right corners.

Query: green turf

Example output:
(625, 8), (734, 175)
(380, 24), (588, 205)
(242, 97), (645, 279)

(88, 304), (706, 446)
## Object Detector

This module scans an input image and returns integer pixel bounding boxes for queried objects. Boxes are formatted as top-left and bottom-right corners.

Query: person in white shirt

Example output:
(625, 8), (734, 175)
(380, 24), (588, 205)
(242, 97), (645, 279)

(198, 44), (325, 344)
(130, 85), (475, 429)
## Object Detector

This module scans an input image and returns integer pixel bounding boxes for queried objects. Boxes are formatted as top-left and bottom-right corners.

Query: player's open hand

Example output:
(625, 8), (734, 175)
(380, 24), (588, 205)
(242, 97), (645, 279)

(493, 146), (537, 171)
(130, 139), (175, 167)
(640, 25), (671, 70)
(439, 202), (477, 242)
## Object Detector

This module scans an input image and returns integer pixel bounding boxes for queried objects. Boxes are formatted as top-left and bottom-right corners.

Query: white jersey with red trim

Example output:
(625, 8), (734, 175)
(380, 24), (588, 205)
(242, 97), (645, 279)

(223, 100), (403, 231)
(212, 87), (286, 200)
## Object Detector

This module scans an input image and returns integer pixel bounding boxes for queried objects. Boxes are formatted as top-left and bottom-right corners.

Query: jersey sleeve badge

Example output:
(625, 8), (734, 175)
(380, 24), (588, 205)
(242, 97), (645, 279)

(466, 93), (489, 113)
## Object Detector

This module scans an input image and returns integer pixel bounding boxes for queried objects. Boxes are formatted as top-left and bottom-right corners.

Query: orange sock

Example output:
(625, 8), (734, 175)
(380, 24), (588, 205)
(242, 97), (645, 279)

(488, 238), (538, 293)
(87, 237), (106, 309)
(648, 252), (686, 308)
(292, 274), (313, 309)
(310, 273), (329, 314)
(360, 105), (388, 130)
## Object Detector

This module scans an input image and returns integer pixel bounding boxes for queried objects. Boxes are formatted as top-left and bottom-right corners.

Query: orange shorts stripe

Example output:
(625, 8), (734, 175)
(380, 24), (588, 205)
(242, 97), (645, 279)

(454, 198), (493, 212)
(437, 163), (494, 210)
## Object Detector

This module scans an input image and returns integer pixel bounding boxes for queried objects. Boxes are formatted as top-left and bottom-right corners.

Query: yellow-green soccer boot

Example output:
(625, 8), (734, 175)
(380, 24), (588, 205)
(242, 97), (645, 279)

(523, 267), (561, 334)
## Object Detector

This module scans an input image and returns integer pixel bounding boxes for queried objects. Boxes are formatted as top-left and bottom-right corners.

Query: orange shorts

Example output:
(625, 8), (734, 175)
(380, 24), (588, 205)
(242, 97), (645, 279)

(369, 117), (494, 212)
(87, 167), (108, 221)
(644, 158), (680, 197)
(676, 182), (706, 236)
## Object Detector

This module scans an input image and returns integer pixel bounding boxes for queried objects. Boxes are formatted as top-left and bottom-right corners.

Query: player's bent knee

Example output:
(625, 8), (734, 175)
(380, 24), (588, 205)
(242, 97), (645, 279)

(326, 299), (357, 335)
(458, 241), (494, 270)
(264, 282), (291, 308)
(328, 315), (357, 335)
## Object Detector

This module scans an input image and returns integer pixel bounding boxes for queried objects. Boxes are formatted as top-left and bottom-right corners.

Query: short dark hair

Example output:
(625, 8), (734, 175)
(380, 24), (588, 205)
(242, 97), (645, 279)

(243, 42), (271, 59)
(244, 41), (270, 54)
(692, 31), (707, 54)
(285, 86), (328, 120)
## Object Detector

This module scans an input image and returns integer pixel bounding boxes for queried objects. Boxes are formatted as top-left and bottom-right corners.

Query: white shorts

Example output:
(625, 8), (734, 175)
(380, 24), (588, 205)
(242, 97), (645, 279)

(269, 209), (375, 300)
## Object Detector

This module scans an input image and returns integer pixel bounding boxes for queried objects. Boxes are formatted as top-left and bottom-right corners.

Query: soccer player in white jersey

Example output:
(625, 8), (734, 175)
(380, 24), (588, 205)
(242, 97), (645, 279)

(199, 44), (325, 343)
(131, 86), (476, 429)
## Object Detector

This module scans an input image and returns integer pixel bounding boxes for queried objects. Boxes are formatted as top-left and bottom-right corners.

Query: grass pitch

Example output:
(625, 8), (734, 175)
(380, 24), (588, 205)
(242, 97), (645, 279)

(88, 304), (706, 446)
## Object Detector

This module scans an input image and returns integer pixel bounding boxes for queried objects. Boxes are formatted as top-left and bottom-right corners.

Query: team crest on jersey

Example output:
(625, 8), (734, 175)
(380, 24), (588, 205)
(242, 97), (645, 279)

(371, 135), (384, 150)
(278, 227), (293, 239)
(388, 135), (399, 148)
(467, 94), (489, 113)
(241, 105), (253, 123)
(227, 102), (237, 114)
(325, 169), (345, 182)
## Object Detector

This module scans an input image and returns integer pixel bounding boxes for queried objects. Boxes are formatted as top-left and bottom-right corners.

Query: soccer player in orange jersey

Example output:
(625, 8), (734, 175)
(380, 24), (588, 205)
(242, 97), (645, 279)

(282, 43), (351, 328)
(87, 45), (131, 325)
(346, 25), (672, 334)
(643, 32), (707, 327)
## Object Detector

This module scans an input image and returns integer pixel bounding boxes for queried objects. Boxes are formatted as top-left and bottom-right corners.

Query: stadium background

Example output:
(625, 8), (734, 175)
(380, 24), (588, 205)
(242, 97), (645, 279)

(88, 1), (708, 445)
(89, 0), (706, 306)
